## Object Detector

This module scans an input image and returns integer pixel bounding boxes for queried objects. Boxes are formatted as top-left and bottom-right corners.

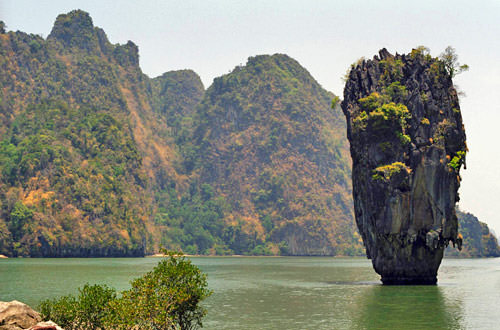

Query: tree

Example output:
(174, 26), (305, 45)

(113, 251), (212, 330)
(439, 46), (469, 78)
(39, 284), (116, 330)
(39, 252), (212, 330)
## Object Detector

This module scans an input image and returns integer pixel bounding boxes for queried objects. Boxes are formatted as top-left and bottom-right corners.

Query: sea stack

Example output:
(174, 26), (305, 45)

(341, 48), (466, 284)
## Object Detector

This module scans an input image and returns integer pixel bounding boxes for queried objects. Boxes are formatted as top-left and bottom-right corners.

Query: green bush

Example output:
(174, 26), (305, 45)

(38, 253), (212, 330)
(38, 295), (77, 329)
(448, 150), (466, 171)
(372, 162), (410, 181)
(39, 284), (116, 330)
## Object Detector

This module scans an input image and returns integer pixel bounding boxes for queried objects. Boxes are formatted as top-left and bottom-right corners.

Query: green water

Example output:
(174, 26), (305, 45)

(1, 257), (499, 329)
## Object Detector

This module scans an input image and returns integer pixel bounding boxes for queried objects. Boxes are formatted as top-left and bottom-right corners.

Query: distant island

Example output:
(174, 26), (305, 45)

(0, 10), (497, 258)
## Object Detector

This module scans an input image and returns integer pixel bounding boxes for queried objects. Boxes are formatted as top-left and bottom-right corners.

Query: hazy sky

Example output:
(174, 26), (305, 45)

(2, 0), (500, 234)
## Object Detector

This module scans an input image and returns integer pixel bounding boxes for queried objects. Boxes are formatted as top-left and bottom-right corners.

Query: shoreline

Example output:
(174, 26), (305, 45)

(0, 253), (495, 259)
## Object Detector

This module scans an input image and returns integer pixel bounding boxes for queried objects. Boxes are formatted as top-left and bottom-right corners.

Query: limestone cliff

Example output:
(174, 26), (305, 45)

(342, 48), (467, 284)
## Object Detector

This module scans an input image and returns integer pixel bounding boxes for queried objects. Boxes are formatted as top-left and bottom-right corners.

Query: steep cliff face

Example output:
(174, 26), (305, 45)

(342, 48), (467, 284)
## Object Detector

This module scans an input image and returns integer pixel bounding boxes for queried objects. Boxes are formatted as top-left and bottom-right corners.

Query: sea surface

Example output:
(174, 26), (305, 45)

(0, 257), (499, 329)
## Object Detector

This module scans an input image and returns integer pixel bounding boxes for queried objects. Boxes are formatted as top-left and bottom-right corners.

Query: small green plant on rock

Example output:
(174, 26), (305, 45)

(448, 150), (466, 171)
(372, 162), (411, 181)
(331, 95), (340, 108)
(353, 92), (411, 144)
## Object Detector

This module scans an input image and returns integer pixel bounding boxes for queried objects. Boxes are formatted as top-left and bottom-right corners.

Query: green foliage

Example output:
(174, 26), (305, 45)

(372, 162), (410, 181)
(38, 295), (77, 328)
(368, 102), (410, 129)
(384, 81), (407, 101)
(250, 244), (273, 256)
(189, 53), (361, 256)
(448, 150), (466, 171)
(110, 252), (212, 330)
(0, 99), (148, 257)
(154, 185), (228, 255)
(397, 132), (411, 145)
(48, 10), (98, 51)
(331, 95), (340, 108)
(355, 92), (411, 137)
(39, 254), (212, 330)
(379, 58), (404, 84)
(354, 87), (412, 150)
(0, 12), (364, 257)
(39, 284), (116, 330)
(8, 201), (33, 240)
(358, 92), (385, 111)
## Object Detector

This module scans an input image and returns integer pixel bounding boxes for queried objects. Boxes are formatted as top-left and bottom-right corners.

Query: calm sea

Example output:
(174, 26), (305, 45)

(0, 257), (499, 329)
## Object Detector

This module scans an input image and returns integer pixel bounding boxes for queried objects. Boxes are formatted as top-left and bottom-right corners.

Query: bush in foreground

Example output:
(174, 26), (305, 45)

(38, 252), (212, 329)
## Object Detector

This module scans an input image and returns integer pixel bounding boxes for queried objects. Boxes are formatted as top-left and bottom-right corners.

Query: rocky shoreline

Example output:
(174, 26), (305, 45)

(0, 301), (62, 330)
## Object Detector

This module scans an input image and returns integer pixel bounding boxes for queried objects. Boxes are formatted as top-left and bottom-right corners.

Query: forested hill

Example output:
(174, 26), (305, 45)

(0, 10), (497, 257)
(189, 54), (361, 255)
(445, 210), (500, 257)
(0, 10), (198, 256)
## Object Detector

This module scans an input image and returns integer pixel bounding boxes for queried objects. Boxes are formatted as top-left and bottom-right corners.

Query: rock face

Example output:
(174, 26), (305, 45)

(342, 48), (467, 284)
(0, 301), (62, 330)
(0, 301), (41, 329)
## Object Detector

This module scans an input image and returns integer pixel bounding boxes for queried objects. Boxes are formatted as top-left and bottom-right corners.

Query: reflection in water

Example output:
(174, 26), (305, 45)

(352, 285), (464, 330)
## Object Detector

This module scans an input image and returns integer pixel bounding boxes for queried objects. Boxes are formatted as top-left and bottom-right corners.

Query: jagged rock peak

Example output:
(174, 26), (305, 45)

(342, 48), (467, 284)
(113, 40), (139, 66)
(48, 10), (98, 49)
(47, 10), (141, 66)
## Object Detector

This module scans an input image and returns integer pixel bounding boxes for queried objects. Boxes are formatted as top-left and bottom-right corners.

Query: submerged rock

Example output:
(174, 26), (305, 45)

(342, 48), (466, 284)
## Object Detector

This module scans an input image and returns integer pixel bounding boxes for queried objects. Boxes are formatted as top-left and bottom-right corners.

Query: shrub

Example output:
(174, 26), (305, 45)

(110, 252), (212, 330)
(38, 295), (77, 329)
(448, 150), (466, 171)
(39, 252), (212, 330)
(372, 162), (411, 181)
(39, 284), (116, 330)
(331, 95), (340, 108)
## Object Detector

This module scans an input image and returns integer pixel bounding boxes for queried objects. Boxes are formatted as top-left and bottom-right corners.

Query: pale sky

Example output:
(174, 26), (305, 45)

(2, 0), (500, 235)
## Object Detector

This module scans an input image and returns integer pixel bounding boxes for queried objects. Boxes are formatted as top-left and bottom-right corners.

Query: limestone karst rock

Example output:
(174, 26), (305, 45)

(342, 48), (467, 284)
